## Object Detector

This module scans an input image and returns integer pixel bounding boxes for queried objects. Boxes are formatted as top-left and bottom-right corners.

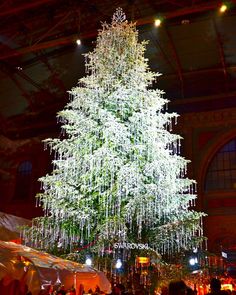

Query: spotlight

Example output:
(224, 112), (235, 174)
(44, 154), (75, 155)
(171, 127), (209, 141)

(115, 259), (122, 269)
(154, 19), (161, 27)
(85, 257), (92, 266)
(189, 257), (197, 266)
(219, 4), (227, 13)
(76, 39), (81, 45)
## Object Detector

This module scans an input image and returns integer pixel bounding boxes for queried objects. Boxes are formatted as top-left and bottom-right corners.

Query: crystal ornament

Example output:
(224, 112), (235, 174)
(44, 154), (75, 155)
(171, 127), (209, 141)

(112, 7), (126, 24)
(23, 8), (205, 256)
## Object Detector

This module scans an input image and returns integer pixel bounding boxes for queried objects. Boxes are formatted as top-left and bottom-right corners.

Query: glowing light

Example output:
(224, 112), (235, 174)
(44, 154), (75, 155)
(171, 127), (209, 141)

(220, 4), (227, 13)
(154, 19), (161, 27)
(85, 257), (92, 266)
(137, 257), (150, 264)
(222, 251), (227, 258)
(189, 258), (195, 265)
(189, 257), (198, 265)
(24, 261), (31, 266)
(115, 259), (122, 269)
(222, 284), (233, 291)
(76, 39), (81, 45)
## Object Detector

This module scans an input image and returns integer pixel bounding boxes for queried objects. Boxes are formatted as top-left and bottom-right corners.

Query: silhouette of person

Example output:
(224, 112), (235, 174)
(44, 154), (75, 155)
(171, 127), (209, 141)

(168, 280), (187, 295)
(207, 278), (228, 295)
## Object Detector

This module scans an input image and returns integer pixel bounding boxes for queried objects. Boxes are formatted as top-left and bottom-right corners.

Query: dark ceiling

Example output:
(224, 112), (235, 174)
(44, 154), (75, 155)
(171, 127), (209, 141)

(1, 0), (236, 140)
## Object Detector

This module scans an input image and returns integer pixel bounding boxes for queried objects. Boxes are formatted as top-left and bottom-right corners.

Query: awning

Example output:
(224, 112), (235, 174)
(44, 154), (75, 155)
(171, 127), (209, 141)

(0, 241), (111, 294)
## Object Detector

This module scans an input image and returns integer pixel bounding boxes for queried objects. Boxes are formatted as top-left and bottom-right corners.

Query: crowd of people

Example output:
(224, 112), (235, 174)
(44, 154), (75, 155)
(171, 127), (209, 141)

(109, 278), (236, 295)
(42, 284), (107, 295)
(160, 278), (236, 295)
(2, 274), (236, 295)
(40, 284), (76, 295)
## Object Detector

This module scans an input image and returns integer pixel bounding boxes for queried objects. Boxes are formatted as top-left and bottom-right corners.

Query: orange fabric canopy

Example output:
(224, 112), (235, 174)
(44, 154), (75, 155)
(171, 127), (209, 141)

(0, 241), (111, 294)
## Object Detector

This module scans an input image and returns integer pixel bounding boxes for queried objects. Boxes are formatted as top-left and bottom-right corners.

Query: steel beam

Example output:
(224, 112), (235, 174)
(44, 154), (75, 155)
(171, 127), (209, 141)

(0, 0), (55, 17)
(1, 0), (236, 60)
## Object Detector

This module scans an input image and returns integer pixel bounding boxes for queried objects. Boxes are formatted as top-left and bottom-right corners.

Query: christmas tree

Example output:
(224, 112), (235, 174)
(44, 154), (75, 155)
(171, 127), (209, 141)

(24, 8), (205, 257)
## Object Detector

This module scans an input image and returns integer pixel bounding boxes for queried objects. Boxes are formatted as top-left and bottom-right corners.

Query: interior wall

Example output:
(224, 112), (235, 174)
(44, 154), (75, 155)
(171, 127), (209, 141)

(0, 138), (49, 219)
(175, 105), (236, 252)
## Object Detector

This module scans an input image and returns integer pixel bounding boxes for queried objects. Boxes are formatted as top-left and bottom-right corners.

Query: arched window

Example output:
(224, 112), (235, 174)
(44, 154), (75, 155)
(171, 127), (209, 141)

(205, 138), (236, 192)
(14, 161), (33, 200)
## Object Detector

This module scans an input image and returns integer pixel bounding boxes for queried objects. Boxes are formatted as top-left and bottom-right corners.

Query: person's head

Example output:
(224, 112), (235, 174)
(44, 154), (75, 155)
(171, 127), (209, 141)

(2, 274), (12, 284)
(186, 287), (195, 295)
(169, 280), (187, 295)
(161, 286), (168, 295)
(210, 278), (221, 292)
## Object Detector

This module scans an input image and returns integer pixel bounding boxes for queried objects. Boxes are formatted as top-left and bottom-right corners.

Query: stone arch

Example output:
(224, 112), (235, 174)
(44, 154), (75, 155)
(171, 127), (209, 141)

(197, 128), (236, 207)
(197, 128), (236, 251)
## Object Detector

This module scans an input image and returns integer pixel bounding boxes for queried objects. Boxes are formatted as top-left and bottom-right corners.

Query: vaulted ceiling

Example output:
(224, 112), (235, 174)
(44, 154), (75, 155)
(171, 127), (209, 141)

(1, 0), (236, 140)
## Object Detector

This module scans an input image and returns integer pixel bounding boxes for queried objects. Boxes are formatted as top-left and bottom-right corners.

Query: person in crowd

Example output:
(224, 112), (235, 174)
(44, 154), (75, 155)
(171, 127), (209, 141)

(160, 286), (168, 295)
(112, 284), (122, 295)
(24, 284), (32, 295)
(168, 280), (187, 295)
(57, 285), (66, 295)
(186, 287), (195, 295)
(207, 278), (228, 294)
(67, 286), (76, 295)
(95, 285), (101, 294)
(0, 276), (22, 295)
(78, 283), (85, 295)
(47, 285), (54, 295)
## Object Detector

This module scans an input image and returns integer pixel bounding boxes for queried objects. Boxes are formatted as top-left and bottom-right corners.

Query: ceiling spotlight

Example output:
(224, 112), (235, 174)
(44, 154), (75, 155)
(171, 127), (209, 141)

(76, 39), (81, 45)
(219, 4), (227, 13)
(154, 19), (162, 27)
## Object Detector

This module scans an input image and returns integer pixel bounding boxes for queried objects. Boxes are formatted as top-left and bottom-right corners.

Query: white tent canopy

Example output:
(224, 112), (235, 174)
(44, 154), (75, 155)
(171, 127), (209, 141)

(0, 212), (30, 241)
(0, 241), (111, 294)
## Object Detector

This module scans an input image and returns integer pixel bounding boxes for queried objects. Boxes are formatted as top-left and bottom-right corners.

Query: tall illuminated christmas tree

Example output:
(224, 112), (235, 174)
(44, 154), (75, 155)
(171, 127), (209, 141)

(24, 8), (205, 257)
